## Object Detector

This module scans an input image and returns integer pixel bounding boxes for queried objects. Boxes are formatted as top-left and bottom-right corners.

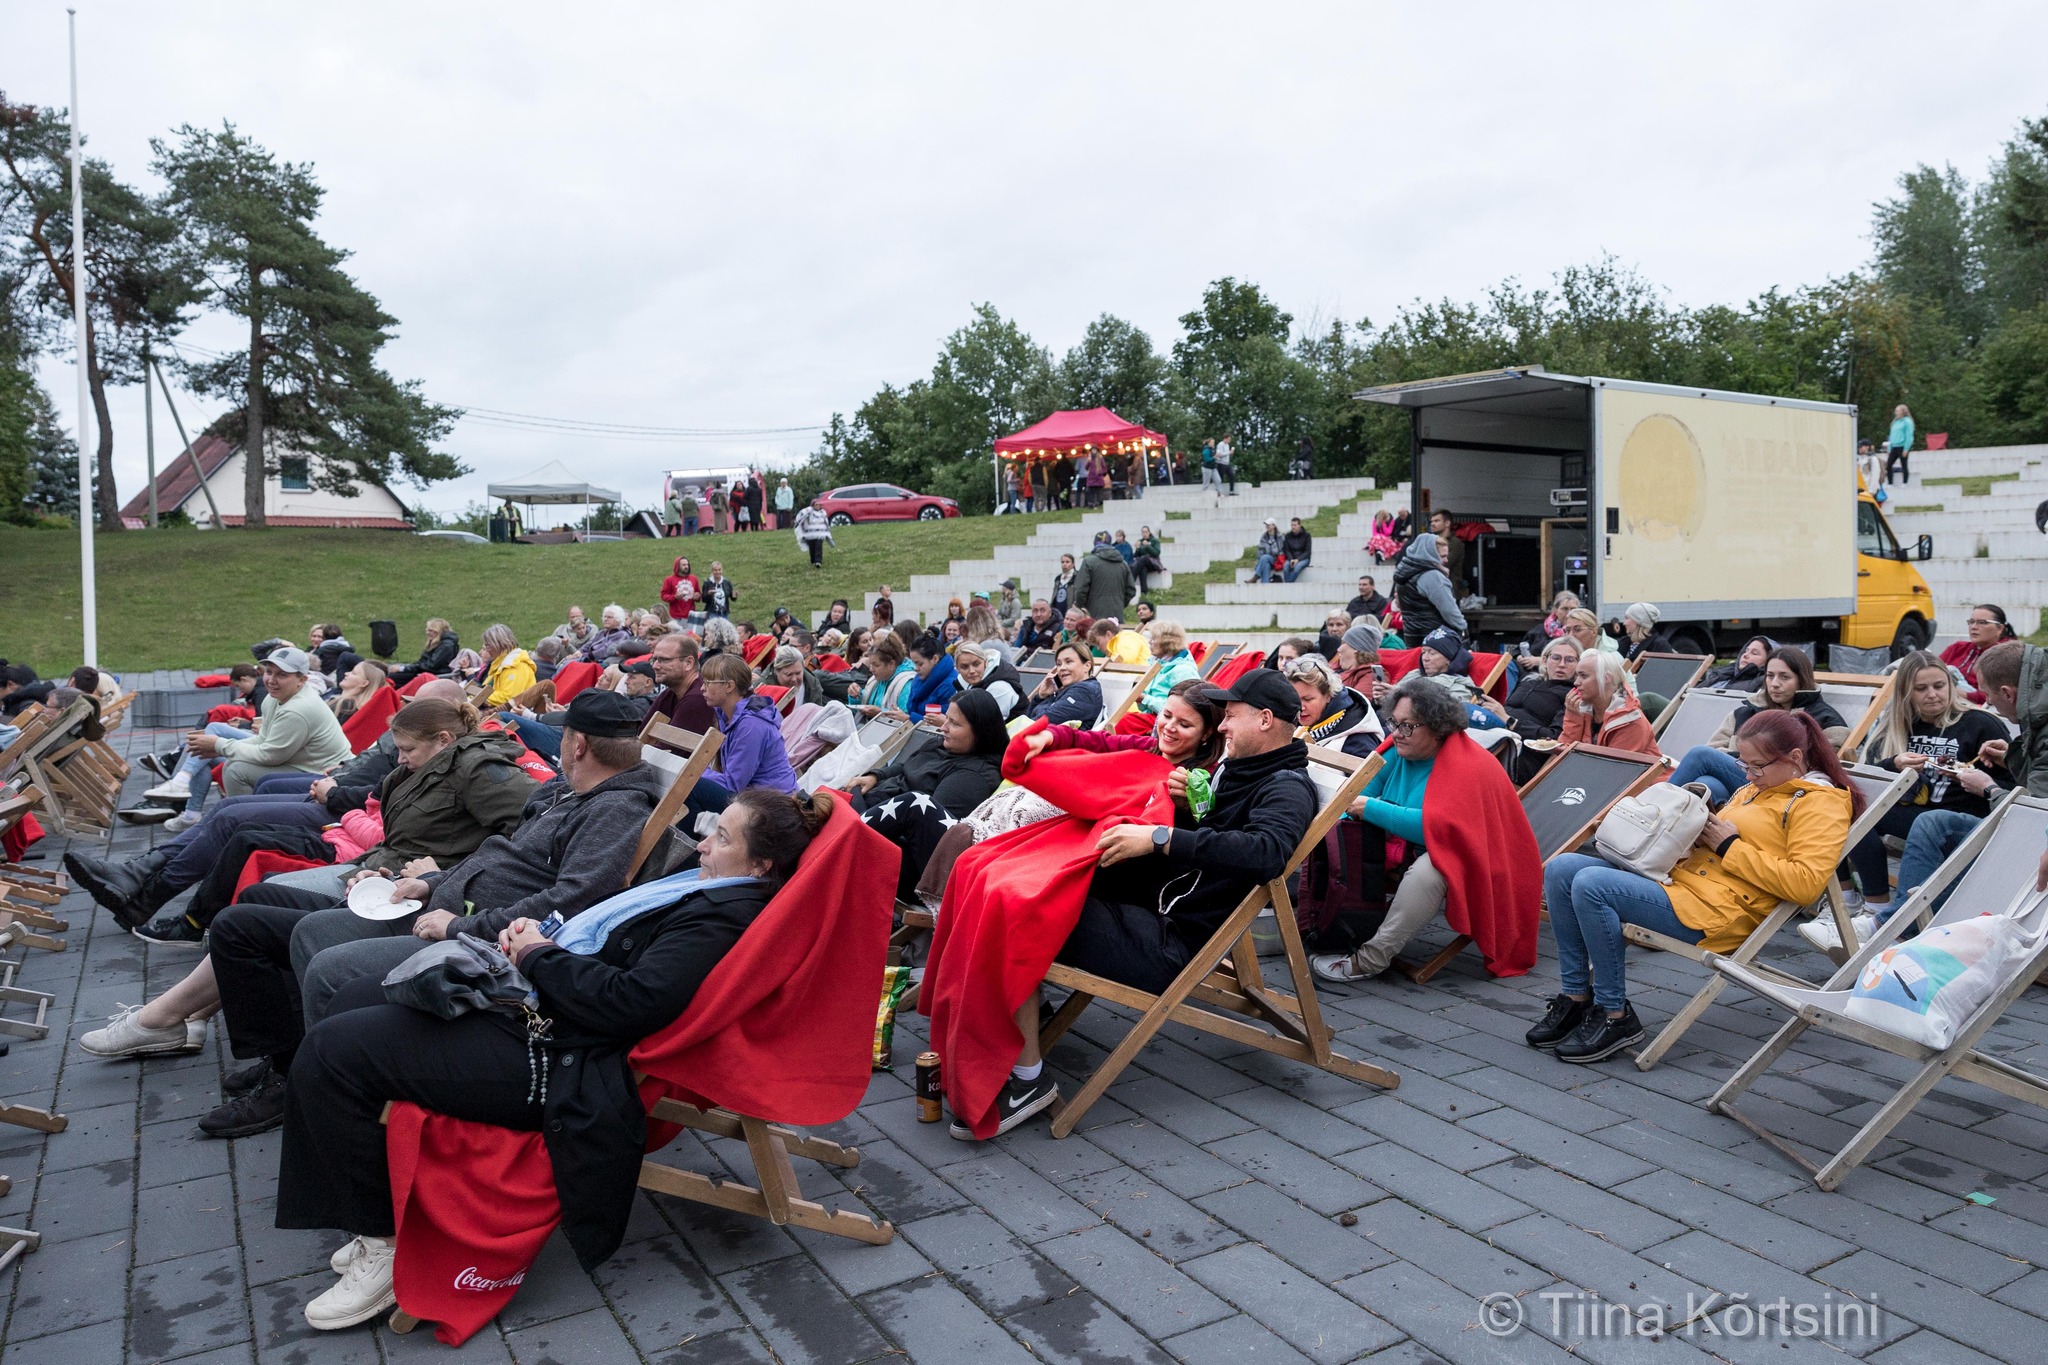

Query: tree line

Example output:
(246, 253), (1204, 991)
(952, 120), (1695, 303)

(812, 111), (2048, 511)
(0, 95), (458, 530)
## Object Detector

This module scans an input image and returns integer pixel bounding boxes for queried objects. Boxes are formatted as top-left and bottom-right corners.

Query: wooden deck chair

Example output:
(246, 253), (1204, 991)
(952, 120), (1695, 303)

(629, 719), (724, 880)
(1706, 790), (2048, 1190)
(1020, 649), (1057, 670)
(1394, 743), (1671, 984)
(1652, 686), (1752, 758)
(1096, 661), (1160, 730)
(1630, 653), (1712, 734)
(0, 788), (66, 915)
(1817, 672), (1893, 762)
(0, 707), (64, 783)
(1622, 762), (1917, 1071)
(99, 690), (135, 734)
(1197, 641), (1245, 679)
(1036, 746), (1400, 1137)
(18, 701), (119, 838)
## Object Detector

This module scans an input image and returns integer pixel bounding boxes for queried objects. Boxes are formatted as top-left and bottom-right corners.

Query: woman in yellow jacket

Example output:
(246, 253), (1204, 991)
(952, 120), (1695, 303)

(1528, 709), (1858, 1064)
(476, 623), (537, 709)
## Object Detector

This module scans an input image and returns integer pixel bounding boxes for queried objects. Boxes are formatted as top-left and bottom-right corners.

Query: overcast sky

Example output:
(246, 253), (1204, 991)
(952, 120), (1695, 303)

(7, 1), (2047, 515)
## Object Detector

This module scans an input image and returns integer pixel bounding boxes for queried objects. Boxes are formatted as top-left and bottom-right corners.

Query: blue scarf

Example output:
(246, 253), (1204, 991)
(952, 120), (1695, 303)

(550, 868), (766, 956)
(906, 651), (958, 717)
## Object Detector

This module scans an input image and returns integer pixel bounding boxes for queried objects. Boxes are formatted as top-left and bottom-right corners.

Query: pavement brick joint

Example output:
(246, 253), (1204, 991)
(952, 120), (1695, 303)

(0, 727), (2043, 1363)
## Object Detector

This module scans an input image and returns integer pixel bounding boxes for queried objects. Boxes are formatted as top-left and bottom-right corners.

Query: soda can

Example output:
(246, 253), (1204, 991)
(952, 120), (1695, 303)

(915, 1052), (943, 1123)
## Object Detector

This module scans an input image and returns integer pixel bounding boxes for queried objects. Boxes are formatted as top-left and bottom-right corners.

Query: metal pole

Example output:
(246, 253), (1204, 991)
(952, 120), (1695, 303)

(143, 341), (157, 527)
(152, 358), (222, 527)
(67, 9), (96, 666)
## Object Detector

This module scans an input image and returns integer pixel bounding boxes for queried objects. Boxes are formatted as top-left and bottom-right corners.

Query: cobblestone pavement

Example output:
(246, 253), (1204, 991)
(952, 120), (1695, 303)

(1, 726), (2044, 1363)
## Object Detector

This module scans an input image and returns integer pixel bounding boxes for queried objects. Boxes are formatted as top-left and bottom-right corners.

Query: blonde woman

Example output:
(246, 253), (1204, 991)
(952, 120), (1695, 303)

(1558, 649), (1658, 756)
(477, 625), (535, 709)
(391, 618), (458, 685)
(1135, 621), (1199, 715)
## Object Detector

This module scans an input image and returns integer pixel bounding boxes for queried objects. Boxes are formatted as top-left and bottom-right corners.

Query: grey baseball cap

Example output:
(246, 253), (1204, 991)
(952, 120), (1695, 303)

(262, 646), (311, 675)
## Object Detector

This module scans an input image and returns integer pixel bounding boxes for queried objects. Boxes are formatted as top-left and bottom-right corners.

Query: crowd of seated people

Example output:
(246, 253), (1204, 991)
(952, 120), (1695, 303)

(1668, 646), (1844, 803)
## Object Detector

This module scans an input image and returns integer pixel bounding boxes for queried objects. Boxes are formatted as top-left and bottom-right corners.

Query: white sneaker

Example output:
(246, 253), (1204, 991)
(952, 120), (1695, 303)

(163, 811), (203, 834)
(304, 1236), (396, 1330)
(1840, 888), (1867, 913)
(1798, 914), (1877, 953)
(79, 1004), (192, 1058)
(143, 775), (191, 801)
(330, 1234), (371, 1275)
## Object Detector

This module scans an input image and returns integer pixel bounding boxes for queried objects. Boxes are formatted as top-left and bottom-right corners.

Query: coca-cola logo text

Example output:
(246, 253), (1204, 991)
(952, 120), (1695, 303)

(453, 1266), (527, 1293)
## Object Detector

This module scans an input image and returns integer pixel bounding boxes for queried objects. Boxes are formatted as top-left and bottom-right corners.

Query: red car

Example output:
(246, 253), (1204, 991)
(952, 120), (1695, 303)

(819, 483), (959, 525)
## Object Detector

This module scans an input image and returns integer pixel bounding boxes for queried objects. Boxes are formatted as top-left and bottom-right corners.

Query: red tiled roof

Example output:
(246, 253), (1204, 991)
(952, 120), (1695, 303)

(212, 515), (415, 529)
(118, 432), (237, 521)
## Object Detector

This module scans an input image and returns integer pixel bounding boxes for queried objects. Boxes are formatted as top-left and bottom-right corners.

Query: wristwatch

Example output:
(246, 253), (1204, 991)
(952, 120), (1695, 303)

(1151, 827), (1172, 854)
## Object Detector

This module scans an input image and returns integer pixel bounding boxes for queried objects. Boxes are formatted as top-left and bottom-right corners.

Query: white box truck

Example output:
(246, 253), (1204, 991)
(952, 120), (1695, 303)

(1354, 368), (1935, 656)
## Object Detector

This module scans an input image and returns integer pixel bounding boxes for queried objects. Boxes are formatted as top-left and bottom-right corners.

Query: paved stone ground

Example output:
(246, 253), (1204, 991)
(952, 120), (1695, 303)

(1, 724), (2045, 1363)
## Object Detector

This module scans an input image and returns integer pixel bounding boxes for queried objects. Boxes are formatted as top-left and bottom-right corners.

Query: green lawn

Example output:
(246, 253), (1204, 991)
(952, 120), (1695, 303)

(1921, 472), (2020, 496)
(0, 511), (1083, 674)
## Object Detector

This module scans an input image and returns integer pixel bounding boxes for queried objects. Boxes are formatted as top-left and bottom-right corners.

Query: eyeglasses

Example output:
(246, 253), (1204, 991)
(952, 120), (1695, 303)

(1388, 720), (1421, 738)
(1738, 756), (1787, 778)
(1968, 617), (2000, 628)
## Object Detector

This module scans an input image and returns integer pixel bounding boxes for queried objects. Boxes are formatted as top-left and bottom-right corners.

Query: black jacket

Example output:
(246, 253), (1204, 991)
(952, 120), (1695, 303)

(410, 634), (460, 677)
(1623, 631), (1675, 662)
(1091, 738), (1316, 948)
(1280, 528), (1312, 564)
(981, 657), (1030, 721)
(1502, 676), (1573, 741)
(1013, 618), (1058, 653)
(1701, 661), (1767, 692)
(325, 734), (404, 813)
(1346, 591), (1389, 621)
(1393, 555), (1450, 640)
(1729, 689), (1847, 737)
(866, 742), (1002, 819)
(519, 878), (773, 1270)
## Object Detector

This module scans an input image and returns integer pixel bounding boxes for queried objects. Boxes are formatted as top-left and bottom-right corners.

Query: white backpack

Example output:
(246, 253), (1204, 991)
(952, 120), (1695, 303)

(1595, 782), (1710, 883)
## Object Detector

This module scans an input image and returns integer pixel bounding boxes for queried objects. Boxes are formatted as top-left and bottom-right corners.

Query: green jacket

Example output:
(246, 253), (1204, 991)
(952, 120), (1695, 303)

(215, 686), (353, 775)
(360, 730), (540, 873)
(2006, 643), (2048, 799)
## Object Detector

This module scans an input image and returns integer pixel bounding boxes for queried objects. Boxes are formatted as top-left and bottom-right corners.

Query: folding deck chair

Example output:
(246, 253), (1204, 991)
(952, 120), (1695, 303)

(1197, 641), (1246, 679)
(630, 718), (724, 878)
(1621, 761), (1917, 1071)
(1036, 745), (1401, 1136)
(1814, 672), (1892, 762)
(13, 700), (120, 839)
(1652, 686), (1753, 758)
(1395, 742), (1671, 984)
(1629, 653), (1712, 735)
(0, 789), (68, 934)
(1096, 660), (1162, 729)
(1706, 790), (2048, 1190)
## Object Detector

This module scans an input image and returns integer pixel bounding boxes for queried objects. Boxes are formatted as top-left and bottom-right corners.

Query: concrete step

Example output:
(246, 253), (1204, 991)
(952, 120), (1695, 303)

(1152, 605), (1352, 631)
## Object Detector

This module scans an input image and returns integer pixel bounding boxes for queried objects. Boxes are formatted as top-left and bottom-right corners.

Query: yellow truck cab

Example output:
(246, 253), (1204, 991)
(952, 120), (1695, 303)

(1354, 368), (1937, 657)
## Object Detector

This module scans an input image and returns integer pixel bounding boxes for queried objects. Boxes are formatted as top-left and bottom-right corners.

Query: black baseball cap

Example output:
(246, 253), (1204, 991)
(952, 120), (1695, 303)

(561, 688), (646, 738)
(1199, 669), (1302, 723)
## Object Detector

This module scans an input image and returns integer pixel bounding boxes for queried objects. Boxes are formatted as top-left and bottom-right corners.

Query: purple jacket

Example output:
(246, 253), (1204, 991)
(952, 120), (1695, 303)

(703, 693), (797, 794)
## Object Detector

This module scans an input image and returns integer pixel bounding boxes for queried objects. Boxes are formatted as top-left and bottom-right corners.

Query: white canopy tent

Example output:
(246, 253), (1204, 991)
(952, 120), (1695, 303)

(485, 460), (625, 537)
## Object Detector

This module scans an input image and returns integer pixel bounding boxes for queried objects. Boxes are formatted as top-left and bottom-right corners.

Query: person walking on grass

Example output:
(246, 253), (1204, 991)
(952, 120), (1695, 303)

(794, 497), (833, 569)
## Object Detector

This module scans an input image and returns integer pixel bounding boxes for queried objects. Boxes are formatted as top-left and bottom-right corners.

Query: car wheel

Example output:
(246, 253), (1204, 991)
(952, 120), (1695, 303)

(829, 512), (853, 527)
(917, 505), (944, 521)
(1890, 616), (1930, 660)
(1669, 626), (1715, 657)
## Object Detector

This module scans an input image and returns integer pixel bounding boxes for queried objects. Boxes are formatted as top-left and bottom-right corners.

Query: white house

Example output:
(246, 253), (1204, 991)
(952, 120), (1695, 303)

(120, 431), (414, 529)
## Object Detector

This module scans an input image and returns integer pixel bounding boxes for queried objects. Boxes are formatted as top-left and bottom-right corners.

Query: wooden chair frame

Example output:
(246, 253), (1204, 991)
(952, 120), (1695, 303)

(1036, 746), (1401, 1137)
(1196, 641), (1246, 679)
(1473, 653), (1510, 698)
(1395, 743), (1671, 984)
(629, 719), (725, 880)
(1628, 653), (1713, 736)
(1097, 660), (1161, 729)
(1705, 790), (2048, 1189)
(1621, 762), (1917, 1071)
(1817, 671), (1895, 763)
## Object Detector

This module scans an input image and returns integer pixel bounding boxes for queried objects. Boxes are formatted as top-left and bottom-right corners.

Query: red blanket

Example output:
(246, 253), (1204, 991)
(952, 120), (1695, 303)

(1400, 729), (1542, 976)
(340, 685), (402, 754)
(193, 673), (233, 688)
(550, 661), (601, 703)
(397, 674), (432, 700)
(920, 722), (1174, 1137)
(1, 812), (43, 863)
(1205, 650), (1266, 689)
(204, 704), (256, 726)
(383, 791), (894, 1344)
(231, 849), (328, 901)
(1378, 647), (1510, 702)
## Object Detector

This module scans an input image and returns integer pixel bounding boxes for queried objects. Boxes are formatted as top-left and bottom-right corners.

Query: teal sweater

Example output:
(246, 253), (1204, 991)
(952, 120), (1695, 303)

(1354, 751), (1434, 844)
(1888, 415), (1914, 450)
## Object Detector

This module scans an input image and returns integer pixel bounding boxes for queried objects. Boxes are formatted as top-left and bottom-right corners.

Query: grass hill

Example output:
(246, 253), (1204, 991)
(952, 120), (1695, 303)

(0, 512), (1084, 674)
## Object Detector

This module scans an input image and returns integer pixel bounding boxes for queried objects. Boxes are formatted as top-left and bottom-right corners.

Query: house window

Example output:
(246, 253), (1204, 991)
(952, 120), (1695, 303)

(280, 457), (310, 492)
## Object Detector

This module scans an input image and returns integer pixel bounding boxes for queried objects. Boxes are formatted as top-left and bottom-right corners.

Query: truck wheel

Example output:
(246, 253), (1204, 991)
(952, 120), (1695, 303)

(1890, 617), (1930, 659)
(1669, 626), (1714, 657)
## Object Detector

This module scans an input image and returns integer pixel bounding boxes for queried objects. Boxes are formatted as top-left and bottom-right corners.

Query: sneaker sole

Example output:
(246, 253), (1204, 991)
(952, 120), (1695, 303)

(132, 929), (206, 948)
(78, 1036), (196, 1059)
(304, 1284), (396, 1331)
(1557, 1028), (1647, 1065)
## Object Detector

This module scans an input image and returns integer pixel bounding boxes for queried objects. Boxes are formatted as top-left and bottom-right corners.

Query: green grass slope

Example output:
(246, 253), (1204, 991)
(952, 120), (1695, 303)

(0, 511), (1084, 674)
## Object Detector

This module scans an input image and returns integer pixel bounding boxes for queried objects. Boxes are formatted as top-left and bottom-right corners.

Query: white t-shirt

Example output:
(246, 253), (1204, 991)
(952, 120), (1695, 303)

(1215, 439), (1234, 465)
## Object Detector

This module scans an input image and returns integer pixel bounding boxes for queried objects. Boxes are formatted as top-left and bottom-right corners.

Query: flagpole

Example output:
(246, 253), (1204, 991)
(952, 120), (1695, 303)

(67, 8), (97, 666)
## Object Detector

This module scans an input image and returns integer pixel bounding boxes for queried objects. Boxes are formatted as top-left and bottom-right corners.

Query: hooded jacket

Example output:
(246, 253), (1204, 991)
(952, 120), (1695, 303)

(1393, 534), (1466, 639)
(1300, 686), (1383, 759)
(906, 650), (959, 717)
(1709, 689), (1848, 753)
(659, 561), (699, 620)
(1998, 642), (2048, 797)
(1701, 637), (1777, 692)
(1560, 685), (1661, 756)
(481, 648), (536, 709)
(703, 693), (799, 795)
(1501, 675), (1573, 741)
(1666, 775), (1854, 952)
(360, 730), (538, 873)
(1071, 544), (1136, 621)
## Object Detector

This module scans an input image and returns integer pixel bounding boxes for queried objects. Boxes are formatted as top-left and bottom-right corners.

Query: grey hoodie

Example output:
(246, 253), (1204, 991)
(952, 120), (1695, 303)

(1394, 533), (1466, 635)
(2007, 643), (2048, 797)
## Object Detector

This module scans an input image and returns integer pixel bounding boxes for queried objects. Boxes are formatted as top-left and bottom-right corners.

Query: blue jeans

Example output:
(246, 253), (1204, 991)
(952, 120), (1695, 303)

(503, 714), (561, 763)
(1254, 552), (1278, 583)
(1283, 559), (1309, 583)
(1667, 746), (1748, 807)
(177, 722), (257, 812)
(1888, 809), (1980, 922)
(255, 772), (322, 797)
(1544, 852), (1703, 1012)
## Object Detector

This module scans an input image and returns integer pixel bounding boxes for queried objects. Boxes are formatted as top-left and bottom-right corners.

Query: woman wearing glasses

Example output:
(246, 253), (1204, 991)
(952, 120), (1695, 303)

(1940, 604), (2015, 703)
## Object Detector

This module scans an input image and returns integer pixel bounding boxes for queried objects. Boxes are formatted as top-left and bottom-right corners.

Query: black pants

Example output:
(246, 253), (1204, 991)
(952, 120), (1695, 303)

(1056, 897), (1191, 995)
(808, 538), (825, 567)
(1886, 447), (1909, 484)
(1134, 555), (1164, 592)
(234, 878), (346, 916)
(210, 899), (328, 1067)
(278, 991), (541, 1238)
(1219, 463), (1235, 493)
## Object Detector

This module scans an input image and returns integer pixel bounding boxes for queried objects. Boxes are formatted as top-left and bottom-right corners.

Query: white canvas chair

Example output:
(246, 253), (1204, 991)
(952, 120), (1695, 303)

(1706, 790), (2048, 1190)
(1629, 654), (1711, 737)
(1814, 671), (1892, 762)
(1094, 660), (1160, 730)
(1652, 686), (1752, 758)
(1623, 762), (1916, 1070)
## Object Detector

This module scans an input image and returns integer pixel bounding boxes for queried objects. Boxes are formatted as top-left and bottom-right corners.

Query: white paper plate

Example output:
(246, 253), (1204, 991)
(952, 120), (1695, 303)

(347, 878), (423, 921)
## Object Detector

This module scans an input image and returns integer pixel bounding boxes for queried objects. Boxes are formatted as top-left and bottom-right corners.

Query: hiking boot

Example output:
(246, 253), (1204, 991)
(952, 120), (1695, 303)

(949, 1073), (1058, 1140)
(304, 1237), (395, 1330)
(197, 1070), (288, 1138)
(79, 1004), (192, 1058)
(134, 914), (205, 948)
(64, 849), (170, 929)
(1555, 1004), (1647, 1064)
(1525, 993), (1592, 1050)
(223, 1056), (273, 1096)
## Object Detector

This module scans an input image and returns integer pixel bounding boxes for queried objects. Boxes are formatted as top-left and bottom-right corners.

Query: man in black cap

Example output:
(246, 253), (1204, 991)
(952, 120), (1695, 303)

(963, 668), (1319, 1139)
(194, 689), (675, 1138)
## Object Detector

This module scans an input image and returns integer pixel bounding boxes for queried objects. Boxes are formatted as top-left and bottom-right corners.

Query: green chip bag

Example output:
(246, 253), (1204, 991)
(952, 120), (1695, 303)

(873, 965), (913, 1071)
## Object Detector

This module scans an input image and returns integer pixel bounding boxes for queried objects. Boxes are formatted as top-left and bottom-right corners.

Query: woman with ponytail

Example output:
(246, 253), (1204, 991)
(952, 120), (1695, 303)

(1530, 709), (1858, 1064)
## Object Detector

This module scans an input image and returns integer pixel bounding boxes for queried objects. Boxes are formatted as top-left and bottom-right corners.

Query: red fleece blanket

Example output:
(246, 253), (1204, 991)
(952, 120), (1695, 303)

(1, 812), (43, 863)
(382, 791), (895, 1344)
(551, 662), (601, 703)
(1398, 729), (1542, 976)
(920, 721), (1174, 1137)
(1378, 647), (1510, 702)
(1205, 650), (1266, 689)
(340, 685), (402, 754)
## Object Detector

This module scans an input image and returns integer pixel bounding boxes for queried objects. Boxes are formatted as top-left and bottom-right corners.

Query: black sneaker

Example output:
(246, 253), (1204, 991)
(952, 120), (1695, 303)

(1525, 994), (1592, 1050)
(949, 1073), (1059, 1140)
(138, 751), (176, 781)
(197, 1071), (287, 1138)
(222, 1056), (274, 1097)
(1555, 1004), (1647, 1065)
(133, 915), (205, 948)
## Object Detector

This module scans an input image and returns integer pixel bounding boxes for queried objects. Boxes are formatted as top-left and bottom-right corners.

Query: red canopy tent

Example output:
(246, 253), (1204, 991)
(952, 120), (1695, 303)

(993, 408), (1168, 497)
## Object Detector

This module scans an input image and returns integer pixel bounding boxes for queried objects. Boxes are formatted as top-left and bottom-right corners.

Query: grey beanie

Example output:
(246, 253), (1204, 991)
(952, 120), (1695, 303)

(1623, 602), (1661, 631)
(1341, 624), (1379, 654)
